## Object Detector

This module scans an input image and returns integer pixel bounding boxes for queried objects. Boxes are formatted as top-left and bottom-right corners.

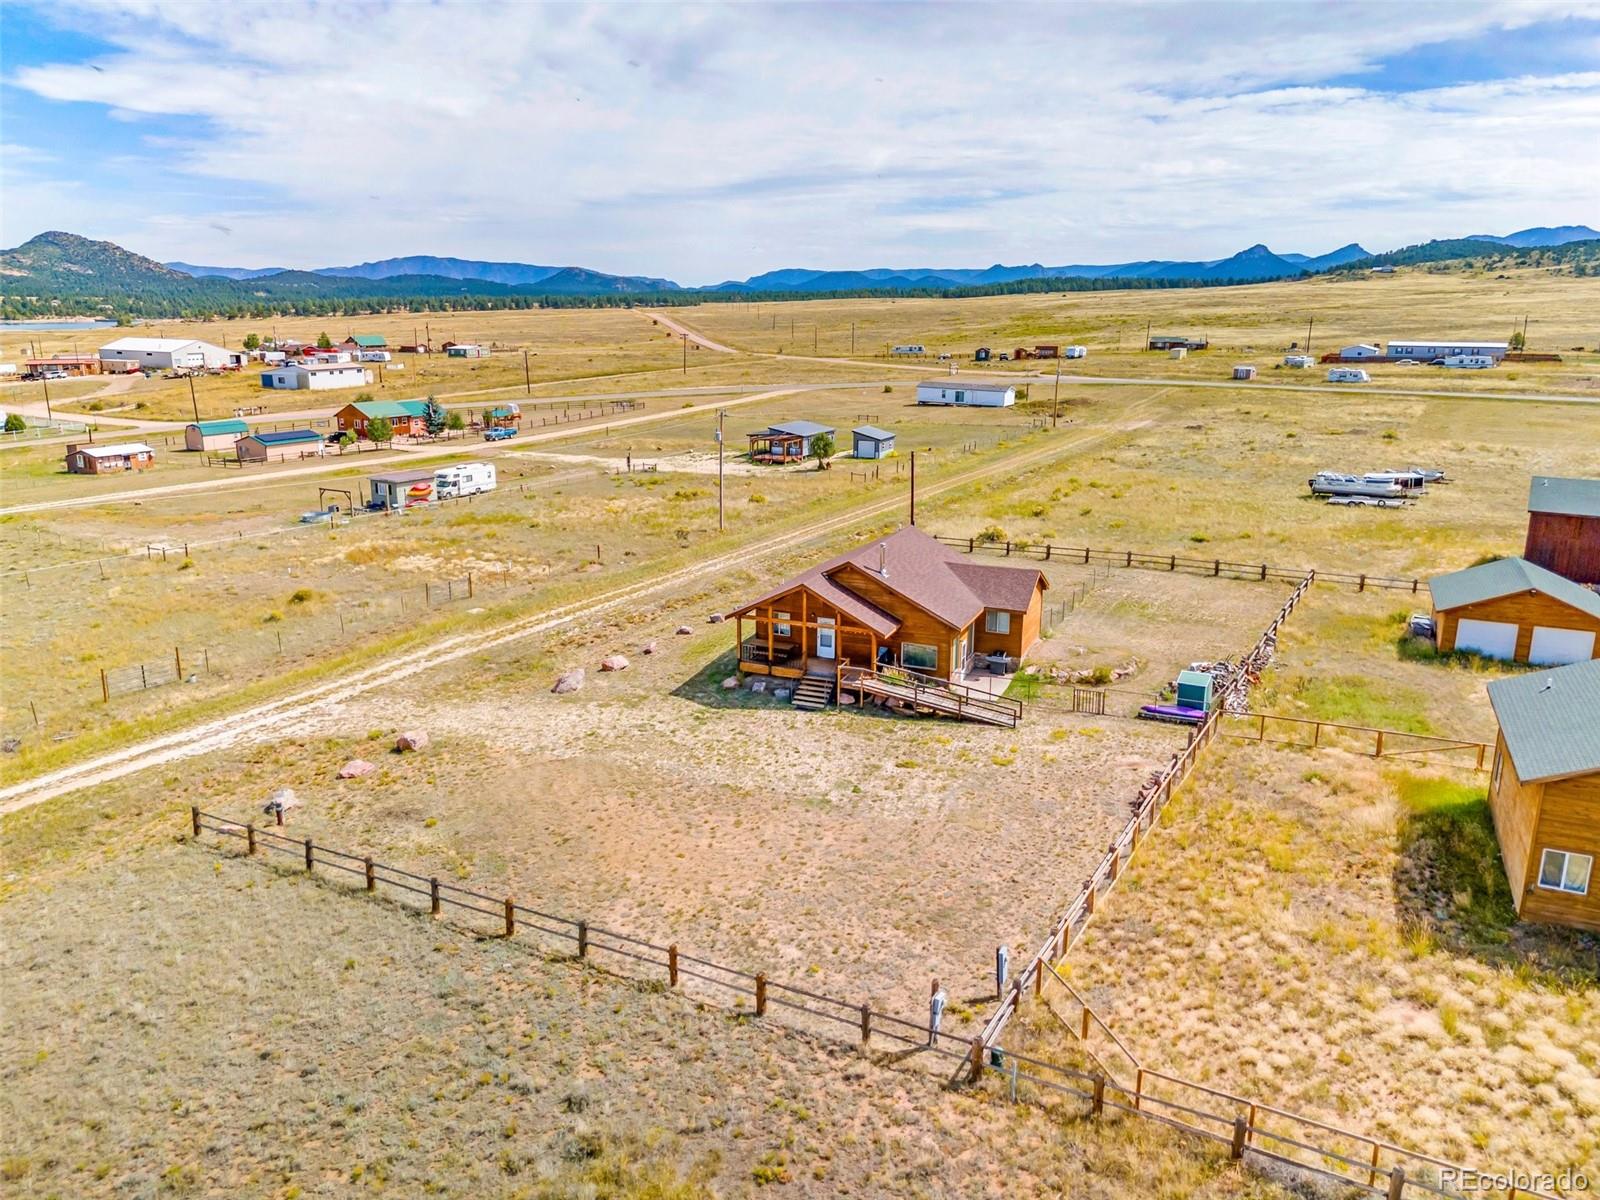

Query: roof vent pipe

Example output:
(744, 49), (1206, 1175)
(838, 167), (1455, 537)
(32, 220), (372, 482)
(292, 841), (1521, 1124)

(878, 542), (889, 578)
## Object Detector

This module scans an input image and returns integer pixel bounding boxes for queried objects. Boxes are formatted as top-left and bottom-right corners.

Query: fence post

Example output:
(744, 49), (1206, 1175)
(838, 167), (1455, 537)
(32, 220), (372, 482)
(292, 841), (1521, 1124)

(140, 664), (147, 690)
(1358, 573), (1367, 593)
(1091, 1073), (1105, 1116)
(1044, 543), (1051, 561)
(668, 943), (679, 987)
(1260, 563), (1267, 580)
(1134, 1067), (1144, 1111)
(365, 856), (375, 891)
(302, 838), (314, 872)
(101, 669), (109, 703)
(1231, 1116), (1248, 1160)
(1125, 551), (1132, 567)
(275, 804), (284, 827)
(860, 1003), (871, 1045)
(1168, 554), (1175, 571)
(755, 973), (768, 1017)
(175, 646), (183, 677)
(968, 1037), (986, 1083)
(467, 572), (474, 599)
(191, 805), (201, 837)
(577, 920), (588, 958)
(1375, 730), (1385, 757)
(246, 822), (256, 855)
(1387, 1166), (1406, 1200)
(504, 896), (515, 937)
(430, 877), (441, 915)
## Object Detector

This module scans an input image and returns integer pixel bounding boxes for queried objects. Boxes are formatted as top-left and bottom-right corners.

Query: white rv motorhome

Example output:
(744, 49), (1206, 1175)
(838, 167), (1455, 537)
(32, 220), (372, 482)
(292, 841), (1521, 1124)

(1440, 355), (1495, 370)
(434, 462), (497, 499)
(1327, 367), (1371, 383)
(891, 344), (926, 356)
(1064, 345), (1087, 359)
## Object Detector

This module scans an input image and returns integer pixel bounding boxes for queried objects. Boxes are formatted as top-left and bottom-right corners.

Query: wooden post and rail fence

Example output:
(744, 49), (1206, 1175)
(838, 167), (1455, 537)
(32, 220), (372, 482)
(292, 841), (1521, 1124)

(931, 533), (1432, 593)
(186, 787), (1561, 1200)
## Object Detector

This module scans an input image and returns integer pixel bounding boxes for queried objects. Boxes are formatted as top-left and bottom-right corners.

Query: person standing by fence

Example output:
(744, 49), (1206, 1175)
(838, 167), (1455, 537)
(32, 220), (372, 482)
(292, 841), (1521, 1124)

(929, 980), (947, 1046)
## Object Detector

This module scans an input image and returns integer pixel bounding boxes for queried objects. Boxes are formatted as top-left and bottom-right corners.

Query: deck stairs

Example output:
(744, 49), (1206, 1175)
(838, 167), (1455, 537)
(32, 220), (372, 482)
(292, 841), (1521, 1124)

(791, 676), (837, 711)
(840, 665), (1022, 728)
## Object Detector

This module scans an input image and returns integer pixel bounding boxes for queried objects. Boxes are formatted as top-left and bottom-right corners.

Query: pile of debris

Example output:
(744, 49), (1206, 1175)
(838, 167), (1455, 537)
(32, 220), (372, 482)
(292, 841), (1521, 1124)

(1179, 637), (1275, 716)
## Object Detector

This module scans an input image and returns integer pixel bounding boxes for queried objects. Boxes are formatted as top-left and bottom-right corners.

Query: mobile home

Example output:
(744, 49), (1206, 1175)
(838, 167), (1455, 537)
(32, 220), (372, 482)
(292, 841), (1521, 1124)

(915, 379), (1016, 407)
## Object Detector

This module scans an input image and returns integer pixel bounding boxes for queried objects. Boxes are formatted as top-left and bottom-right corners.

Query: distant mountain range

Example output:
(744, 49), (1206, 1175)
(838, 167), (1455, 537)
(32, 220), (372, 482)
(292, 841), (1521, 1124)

(1461, 224), (1599, 247)
(3, 224), (1594, 320)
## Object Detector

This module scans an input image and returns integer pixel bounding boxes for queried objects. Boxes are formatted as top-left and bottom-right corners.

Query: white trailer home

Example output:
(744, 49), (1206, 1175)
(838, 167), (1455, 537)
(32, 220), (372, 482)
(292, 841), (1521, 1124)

(916, 379), (1016, 407)
(260, 362), (373, 391)
(1327, 367), (1371, 383)
(98, 337), (235, 371)
(434, 462), (497, 498)
(1386, 338), (1509, 362)
(891, 344), (926, 356)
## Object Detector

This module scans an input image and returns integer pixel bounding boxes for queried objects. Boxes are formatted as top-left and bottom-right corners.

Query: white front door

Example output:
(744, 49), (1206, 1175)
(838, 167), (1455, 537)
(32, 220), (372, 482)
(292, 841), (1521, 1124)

(815, 618), (836, 659)
(1528, 625), (1596, 666)
(1453, 618), (1518, 660)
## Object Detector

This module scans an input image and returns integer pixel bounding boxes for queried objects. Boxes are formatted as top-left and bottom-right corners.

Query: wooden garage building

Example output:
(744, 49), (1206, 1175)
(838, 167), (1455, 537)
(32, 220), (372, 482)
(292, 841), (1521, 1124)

(1429, 556), (1600, 665)
(726, 526), (1047, 698)
(1486, 658), (1600, 932)
(1524, 475), (1600, 584)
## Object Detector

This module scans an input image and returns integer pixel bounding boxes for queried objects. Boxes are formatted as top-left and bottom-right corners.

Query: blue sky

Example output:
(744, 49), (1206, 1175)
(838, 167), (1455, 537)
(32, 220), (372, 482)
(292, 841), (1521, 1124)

(2, 1), (1598, 283)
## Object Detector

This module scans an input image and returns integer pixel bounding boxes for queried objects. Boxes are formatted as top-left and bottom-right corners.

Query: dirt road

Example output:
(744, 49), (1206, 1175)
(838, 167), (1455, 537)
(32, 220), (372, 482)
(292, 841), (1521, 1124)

(637, 309), (738, 353)
(0, 394), (1161, 813)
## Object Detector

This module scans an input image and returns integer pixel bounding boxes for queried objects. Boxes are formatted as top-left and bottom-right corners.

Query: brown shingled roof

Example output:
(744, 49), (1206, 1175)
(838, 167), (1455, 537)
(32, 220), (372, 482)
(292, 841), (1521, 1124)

(730, 527), (1044, 634)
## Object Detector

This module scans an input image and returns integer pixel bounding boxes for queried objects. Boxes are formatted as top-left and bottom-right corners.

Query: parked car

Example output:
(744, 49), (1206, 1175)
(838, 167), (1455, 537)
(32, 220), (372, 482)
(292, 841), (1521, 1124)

(996, 352), (1011, 362)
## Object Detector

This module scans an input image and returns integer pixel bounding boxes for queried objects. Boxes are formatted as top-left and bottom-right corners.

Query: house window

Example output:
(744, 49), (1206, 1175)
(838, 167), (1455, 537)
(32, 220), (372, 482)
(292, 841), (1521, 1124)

(985, 610), (1011, 635)
(901, 643), (938, 671)
(1491, 750), (1503, 795)
(774, 611), (791, 637)
(1538, 849), (1593, 896)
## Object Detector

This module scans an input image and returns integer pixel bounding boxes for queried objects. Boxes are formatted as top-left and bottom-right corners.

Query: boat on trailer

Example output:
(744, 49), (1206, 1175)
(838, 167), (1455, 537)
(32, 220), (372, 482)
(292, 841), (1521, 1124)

(1308, 471), (1405, 498)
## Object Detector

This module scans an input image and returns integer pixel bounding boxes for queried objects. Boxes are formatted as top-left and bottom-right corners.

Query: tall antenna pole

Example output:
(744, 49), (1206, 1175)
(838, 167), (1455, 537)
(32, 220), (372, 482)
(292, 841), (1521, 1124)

(1305, 316), (1314, 356)
(523, 350), (531, 395)
(909, 451), (916, 526)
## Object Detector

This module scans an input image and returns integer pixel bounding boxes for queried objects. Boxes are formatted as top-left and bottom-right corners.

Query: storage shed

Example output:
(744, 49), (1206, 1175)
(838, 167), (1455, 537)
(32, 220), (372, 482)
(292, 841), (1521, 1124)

(1339, 344), (1382, 359)
(852, 426), (896, 459)
(1486, 658), (1600, 932)
(1429, 556), (1600, 664)
(1231, 365), (1257, 380)
(915, 380), (1015, 407)
(367, 468), (437, 509)
(1524, 476), (1600, 584)
(1148, 336), (1207, 351)
(236, 428), (324, 463)
(185, 418), (248, 452)
(446, 343), (488, 358)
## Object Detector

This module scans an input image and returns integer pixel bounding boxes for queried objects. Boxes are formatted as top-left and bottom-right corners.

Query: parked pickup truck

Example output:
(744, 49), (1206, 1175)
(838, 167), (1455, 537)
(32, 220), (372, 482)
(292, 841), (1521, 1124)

(483, 426), (517, 441)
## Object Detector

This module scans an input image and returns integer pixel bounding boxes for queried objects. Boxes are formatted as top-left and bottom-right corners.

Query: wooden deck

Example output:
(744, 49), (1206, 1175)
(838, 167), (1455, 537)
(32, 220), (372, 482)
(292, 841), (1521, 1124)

(838, 664), (1021, 727)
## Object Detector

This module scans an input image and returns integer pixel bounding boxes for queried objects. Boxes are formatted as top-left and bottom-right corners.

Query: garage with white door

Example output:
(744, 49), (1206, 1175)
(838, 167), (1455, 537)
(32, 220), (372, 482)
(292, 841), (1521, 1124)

(1453, 618), (1520, 660)
(1429, 556), (1600, 665)
(1529, 625), (1598, 666)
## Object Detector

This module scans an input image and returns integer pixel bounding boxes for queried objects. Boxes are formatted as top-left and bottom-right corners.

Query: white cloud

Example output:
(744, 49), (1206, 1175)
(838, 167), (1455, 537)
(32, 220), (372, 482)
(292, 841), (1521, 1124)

(5, 0), (1599, 279)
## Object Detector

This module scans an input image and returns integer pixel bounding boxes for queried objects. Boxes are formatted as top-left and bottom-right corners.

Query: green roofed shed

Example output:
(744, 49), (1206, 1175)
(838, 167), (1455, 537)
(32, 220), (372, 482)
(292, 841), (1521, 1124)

(346, 334), (388, 348)
(185, 418), (249, 451)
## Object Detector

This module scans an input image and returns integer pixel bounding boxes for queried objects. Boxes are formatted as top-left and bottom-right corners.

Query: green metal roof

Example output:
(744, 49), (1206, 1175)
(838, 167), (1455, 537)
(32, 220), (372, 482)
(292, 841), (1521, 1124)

(351, 400), (428, 418)
(1488, 658), (1600, 781)
(347, 334), (387, 347)
(190, 418), (248, 435)
(1528, 475), (1600, 518)
(1429, 556), (1600, 621)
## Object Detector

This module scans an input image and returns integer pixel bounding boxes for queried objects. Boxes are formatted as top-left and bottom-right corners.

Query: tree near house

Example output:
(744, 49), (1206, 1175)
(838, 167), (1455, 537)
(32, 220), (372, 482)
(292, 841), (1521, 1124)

(808, 430), (836, 470)
(1509, 329), (1527, 351)
(366, 417), (393, 444)
(316, 332), (333, 349)
(423, 396), (446, 436)
(445, 410), (465, 432)
(242, 333), (261, 351)
(4, 412), (26, 433)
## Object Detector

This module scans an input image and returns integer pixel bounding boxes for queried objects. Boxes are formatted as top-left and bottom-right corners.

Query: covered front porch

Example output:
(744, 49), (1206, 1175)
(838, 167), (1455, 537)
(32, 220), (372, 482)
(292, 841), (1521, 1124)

(746, 431), (808, 464)
(730, 600), (884, 681)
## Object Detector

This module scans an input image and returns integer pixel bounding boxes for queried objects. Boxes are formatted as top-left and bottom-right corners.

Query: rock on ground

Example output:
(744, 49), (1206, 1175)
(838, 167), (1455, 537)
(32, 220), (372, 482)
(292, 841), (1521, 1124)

(675, 625), (693, 635)
(337, 759), (377, 779)
(642, 640), (659, 655)
(395, 731), (430, 753)
(552, 668), (585, 694)
(721, 676), (740, 690)
(600, 655), (629, 672)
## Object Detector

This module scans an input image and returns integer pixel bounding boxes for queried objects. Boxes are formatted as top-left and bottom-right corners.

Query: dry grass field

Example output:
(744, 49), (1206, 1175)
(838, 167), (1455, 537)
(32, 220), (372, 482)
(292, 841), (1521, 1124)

(4, 272), (1598, 1198)
(680, 266), (1600, 397)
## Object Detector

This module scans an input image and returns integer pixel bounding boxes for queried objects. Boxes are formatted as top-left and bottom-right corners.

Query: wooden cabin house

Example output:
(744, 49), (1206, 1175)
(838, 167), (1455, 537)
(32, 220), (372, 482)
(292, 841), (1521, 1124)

(1486, 658), (1600, 932)
(747, 421), (835, 464)
(726, 527), (1047, 692)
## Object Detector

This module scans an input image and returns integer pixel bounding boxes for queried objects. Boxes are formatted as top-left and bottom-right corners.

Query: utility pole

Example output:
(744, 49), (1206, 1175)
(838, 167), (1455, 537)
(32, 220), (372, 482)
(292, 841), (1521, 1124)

(716, 409), (727, 531)
(523, 349), (531, 395)
(851, 321), (856, 354)
(41, 374), (53, 422)
(813, 325), (818, 352)
(1305, 316), (1314, 356)
(1053, 359), (1062, 427)
(188, 374), (200, 423)
(682, 333), (688, 374)
(909, 451), (917, 526)
(1144, 320), (1152, 351)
